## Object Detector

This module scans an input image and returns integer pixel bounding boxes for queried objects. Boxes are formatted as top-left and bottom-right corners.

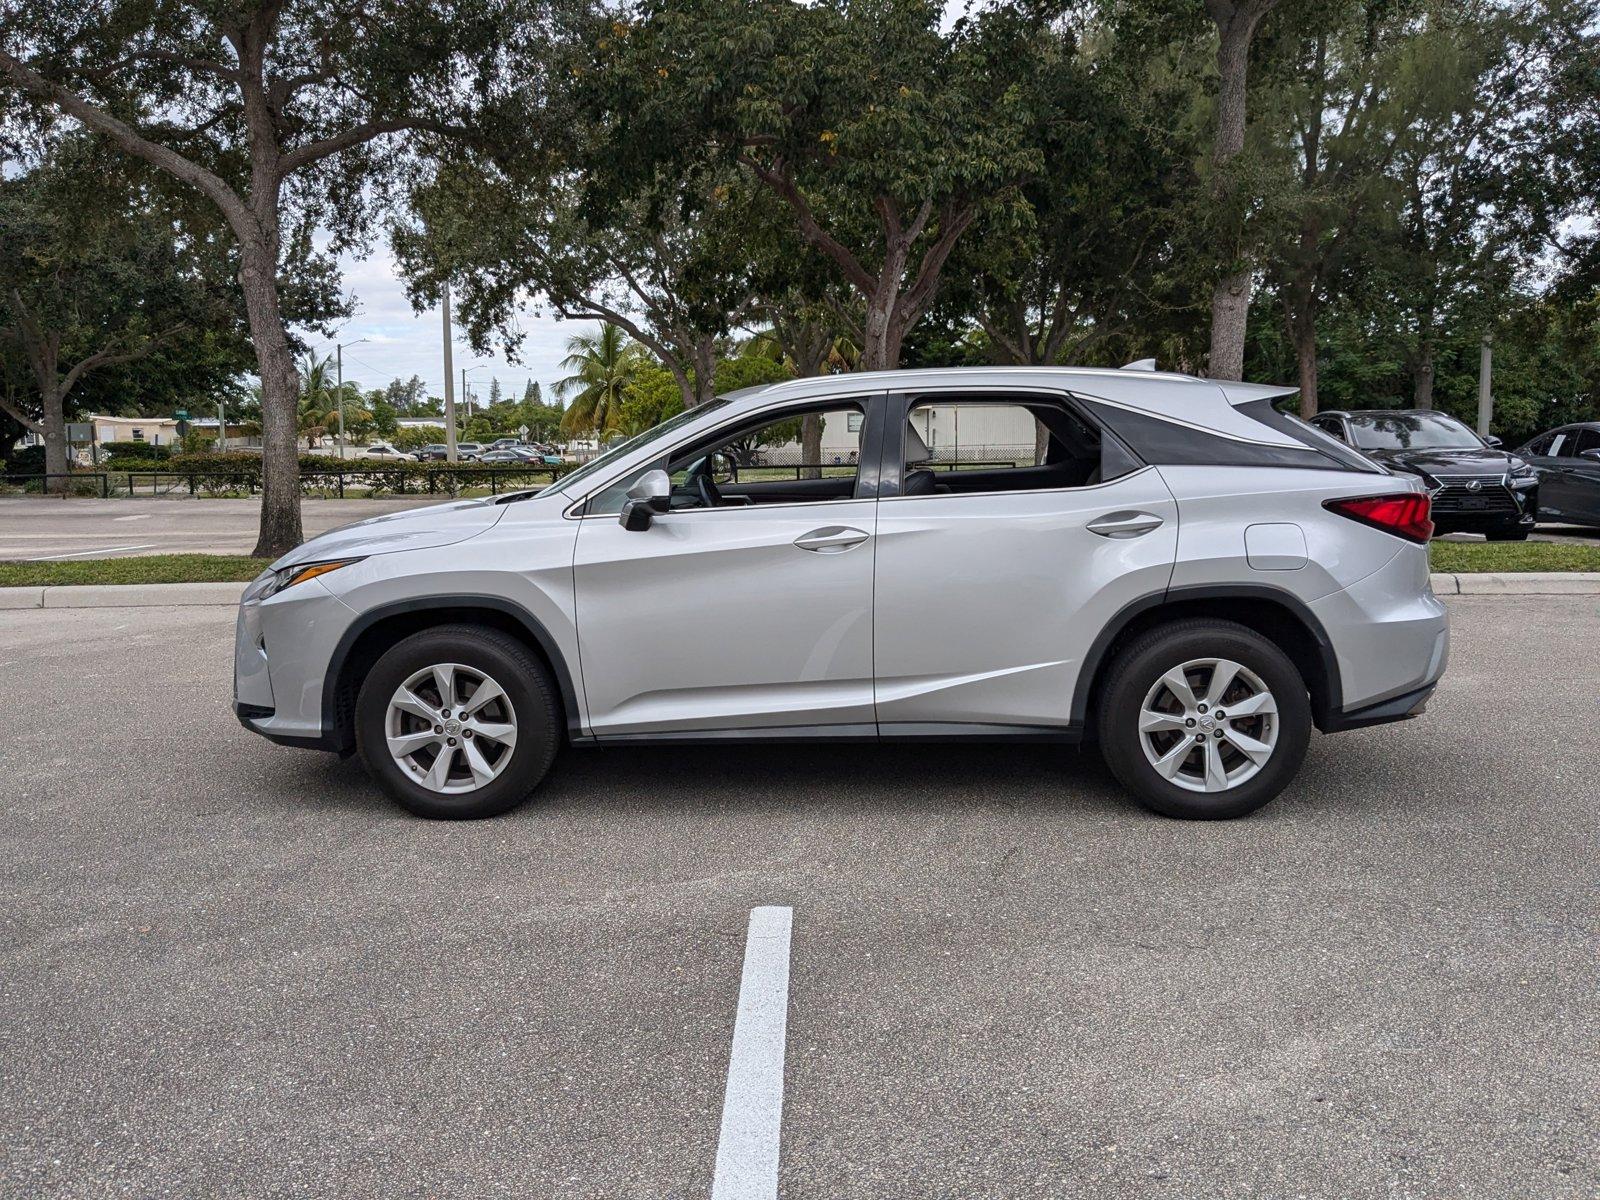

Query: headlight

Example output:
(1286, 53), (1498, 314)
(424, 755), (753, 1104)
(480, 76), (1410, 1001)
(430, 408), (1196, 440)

(1509, 462), (1537, 485)
(244, 558), (363, 602)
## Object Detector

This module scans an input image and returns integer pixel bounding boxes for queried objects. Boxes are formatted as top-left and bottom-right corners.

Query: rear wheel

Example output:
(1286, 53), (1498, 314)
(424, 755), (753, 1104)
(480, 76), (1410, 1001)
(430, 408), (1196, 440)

(1097, 620), (1311, 819)
(355, 624), (561, 819)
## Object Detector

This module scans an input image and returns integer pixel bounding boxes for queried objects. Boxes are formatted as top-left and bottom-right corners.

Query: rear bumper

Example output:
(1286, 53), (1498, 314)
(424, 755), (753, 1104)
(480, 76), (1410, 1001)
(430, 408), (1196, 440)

(1321, 682), (1436, 733)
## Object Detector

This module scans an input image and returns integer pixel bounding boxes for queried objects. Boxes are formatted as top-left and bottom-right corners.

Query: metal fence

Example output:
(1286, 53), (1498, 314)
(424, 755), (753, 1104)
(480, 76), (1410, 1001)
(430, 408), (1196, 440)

(1, 465), (565, 499)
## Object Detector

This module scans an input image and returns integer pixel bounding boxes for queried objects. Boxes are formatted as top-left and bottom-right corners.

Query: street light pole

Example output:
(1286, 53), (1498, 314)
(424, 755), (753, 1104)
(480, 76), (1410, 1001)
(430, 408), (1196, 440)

(334, 337), (367, 459)
(442, 282), (459, 464)
(217, 398), (226, 452)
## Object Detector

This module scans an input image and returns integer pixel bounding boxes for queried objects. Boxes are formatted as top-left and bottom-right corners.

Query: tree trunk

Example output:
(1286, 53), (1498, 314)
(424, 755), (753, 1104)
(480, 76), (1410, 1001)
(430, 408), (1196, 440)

(239, 238), (303, 559)
(1206, 2), (1275, 380)
(1413, 341), (1435, 410)
(691, 335), (718, 406)
(1210, 268), (1252, 381)
(1293, 314), (1318, 418)
(40, 385), (69, 495)
(800, 414), (823, 481)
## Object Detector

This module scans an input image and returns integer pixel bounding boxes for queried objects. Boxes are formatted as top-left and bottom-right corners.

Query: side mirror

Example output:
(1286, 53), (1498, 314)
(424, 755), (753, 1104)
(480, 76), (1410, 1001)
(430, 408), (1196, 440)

(1580, 448), (1600, 464)
(619, 468), (671, 531)
(1483, 434), (1503, 447)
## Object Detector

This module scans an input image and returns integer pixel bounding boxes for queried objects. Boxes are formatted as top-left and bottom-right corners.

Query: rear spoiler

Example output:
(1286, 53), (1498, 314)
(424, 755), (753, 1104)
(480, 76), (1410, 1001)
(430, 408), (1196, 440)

(1215, 381), (1300, 407)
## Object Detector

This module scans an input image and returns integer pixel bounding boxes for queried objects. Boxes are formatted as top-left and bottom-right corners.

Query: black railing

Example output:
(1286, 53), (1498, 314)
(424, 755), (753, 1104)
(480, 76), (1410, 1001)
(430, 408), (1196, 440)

(1, 465), (565, 499)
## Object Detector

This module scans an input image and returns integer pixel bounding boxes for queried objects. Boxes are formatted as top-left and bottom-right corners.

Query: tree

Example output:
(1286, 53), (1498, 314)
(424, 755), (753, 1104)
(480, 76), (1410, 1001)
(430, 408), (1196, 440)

(488, 377), (503, 406)
(398, 158), (764, 411)
(0, 0), (564, 554)
(522, 380), (544, 406)
(0, 141), (242, 489)
(598, 0), (1051, 371)
(1204, 0), (1287, 380)
(554, 325), (642, 436)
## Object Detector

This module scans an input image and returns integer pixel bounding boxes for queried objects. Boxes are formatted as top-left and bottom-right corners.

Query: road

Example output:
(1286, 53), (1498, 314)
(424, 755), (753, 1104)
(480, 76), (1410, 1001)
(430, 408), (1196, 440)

(0, 497), (457, 559)
(2, 494), (1599, 560)
(1, 596), (1595, 1198)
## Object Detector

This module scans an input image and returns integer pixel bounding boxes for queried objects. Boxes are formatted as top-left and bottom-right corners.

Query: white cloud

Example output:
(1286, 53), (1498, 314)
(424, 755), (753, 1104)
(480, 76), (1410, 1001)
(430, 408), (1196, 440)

(296, 244), (597, 404)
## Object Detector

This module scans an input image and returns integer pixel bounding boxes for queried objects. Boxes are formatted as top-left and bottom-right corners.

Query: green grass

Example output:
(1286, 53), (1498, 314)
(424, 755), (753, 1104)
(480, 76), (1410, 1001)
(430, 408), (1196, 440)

(0, 554), (269, 587)
(1428, 540), (1600, 573)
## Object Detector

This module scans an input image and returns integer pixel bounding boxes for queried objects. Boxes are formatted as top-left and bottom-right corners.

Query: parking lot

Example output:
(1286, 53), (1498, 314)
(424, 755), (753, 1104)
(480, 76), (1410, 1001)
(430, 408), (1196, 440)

(1, 594), (1596, 1198)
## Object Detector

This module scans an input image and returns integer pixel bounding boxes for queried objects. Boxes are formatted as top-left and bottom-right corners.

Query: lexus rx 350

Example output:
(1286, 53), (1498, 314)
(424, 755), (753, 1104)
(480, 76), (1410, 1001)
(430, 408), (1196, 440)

(234, 367), (1450, 821)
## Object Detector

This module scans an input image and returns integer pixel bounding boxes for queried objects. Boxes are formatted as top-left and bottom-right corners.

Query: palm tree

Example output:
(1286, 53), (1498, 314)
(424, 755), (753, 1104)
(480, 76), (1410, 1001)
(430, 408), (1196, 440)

(555, 325), (640, 437)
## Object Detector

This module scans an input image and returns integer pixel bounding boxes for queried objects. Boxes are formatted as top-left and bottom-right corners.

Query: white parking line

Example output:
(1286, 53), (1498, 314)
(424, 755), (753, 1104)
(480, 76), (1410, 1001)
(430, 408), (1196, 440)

(28, 544), (157, 560)
(710, 906), (794, 1200)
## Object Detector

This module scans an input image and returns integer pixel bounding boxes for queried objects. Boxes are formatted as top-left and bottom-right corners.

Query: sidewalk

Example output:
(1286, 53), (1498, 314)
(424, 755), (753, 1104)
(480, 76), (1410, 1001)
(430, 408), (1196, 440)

(4, 574), (1598, 610)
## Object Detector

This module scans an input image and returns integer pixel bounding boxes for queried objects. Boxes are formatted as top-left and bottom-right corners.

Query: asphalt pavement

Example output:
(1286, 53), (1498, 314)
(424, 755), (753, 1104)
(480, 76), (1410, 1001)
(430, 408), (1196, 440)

(0, 497), (453, 559)
(0, 596), (1595, 1198)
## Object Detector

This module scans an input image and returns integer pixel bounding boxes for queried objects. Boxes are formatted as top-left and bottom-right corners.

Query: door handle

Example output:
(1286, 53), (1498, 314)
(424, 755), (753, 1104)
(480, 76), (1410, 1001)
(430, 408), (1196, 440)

(794, 526), (870, 553)
(1087, 511), (1165, 539)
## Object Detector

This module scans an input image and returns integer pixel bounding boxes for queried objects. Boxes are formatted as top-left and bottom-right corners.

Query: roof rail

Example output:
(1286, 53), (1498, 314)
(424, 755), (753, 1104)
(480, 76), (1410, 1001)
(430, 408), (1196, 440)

(1120, 358), (1158, 372)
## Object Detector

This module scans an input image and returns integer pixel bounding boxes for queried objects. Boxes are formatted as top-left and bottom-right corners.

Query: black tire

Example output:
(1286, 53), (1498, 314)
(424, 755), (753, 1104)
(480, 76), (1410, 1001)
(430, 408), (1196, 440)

(1485, 531), (1529, 542)
(1097, 619), (1311, 820)
(355, 623), (561, 819)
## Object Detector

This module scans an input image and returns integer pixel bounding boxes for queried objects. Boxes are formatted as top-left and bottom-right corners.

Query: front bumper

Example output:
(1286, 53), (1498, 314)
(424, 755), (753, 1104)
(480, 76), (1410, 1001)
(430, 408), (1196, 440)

(232, 576), (355, 748)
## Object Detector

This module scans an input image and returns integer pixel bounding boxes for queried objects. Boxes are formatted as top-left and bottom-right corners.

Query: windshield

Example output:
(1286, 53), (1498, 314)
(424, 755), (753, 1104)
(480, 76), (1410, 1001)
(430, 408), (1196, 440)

(1346, 412), (1483, 451)
(535, 401), (731, 498)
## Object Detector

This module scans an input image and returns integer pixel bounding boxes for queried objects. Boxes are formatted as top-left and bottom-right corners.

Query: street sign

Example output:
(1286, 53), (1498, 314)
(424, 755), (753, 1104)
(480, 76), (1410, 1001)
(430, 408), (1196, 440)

(66, 422), (92, 442)
(174, 408), (190, 421)
(517, 424), (529, 438)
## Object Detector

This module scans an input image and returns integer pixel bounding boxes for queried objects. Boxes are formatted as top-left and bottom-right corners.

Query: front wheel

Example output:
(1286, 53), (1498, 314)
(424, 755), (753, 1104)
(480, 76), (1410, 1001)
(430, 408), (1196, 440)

(355, 624), (561, 819)
(1097, 619), (1311, 820)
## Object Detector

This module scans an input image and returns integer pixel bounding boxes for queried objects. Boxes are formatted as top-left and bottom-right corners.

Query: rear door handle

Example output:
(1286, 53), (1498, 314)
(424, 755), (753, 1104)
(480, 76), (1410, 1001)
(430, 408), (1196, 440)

(1087, 511), (1165, 539)
(794, 526), (870, 553)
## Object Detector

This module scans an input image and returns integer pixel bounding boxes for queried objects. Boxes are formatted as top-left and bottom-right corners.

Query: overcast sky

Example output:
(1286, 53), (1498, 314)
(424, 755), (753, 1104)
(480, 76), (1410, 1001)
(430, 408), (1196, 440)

(298, 247), (597, 405)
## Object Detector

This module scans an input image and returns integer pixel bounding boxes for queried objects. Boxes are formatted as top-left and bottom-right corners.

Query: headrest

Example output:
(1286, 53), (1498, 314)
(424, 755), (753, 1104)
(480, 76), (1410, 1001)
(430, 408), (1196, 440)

(904, 419), (931, 464)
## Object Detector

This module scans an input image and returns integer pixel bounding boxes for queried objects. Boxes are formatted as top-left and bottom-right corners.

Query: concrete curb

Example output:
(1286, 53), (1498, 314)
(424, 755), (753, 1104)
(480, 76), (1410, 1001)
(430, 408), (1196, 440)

(0, 581), (246, 609)
(1430, 572), (1600, 595)
(3, 574), (1598, 611)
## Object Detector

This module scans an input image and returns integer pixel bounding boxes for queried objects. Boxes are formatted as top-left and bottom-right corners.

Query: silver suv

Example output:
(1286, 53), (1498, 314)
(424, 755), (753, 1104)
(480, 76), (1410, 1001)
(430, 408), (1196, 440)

(234, 367), (1449, 820)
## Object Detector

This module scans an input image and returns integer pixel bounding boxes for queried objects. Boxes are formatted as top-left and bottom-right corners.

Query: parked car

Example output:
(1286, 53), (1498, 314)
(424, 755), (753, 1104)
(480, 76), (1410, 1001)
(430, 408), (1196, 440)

(417, 443), (480, 462)
(1514, 423), (1600, 528)
(358, 443), (417, 462)
(488, 438), (524, 450)
(235, 366), (1448, 823)
(478, 447), (543, 464)
(1310, 409), (1537, 540)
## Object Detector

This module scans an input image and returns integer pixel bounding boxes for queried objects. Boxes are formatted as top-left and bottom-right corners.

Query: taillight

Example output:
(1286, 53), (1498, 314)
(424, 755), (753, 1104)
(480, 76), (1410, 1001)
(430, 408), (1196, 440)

(1323, 492), (1434, 544)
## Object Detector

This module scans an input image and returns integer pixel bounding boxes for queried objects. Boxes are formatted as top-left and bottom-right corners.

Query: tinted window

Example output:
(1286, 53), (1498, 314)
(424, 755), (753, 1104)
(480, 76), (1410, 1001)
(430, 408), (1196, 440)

(542, 401), (729, 498)
(1241, 402), (1378, 472)
(1086, 402), (1354, 472)
(587, 401), (864, 514)
(1575, 428), (1600, 455)
(1345, 412), (1482, 451)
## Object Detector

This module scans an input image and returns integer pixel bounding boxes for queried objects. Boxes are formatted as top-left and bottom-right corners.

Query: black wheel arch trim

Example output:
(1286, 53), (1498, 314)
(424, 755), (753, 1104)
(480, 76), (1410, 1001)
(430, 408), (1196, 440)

(1071, 583), (1347, 732)
(319, 594), (584, 751)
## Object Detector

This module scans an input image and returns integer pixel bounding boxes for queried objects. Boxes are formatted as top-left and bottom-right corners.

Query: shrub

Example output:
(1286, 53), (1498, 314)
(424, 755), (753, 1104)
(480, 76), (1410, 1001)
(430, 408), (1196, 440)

(103, 440), (171, 461)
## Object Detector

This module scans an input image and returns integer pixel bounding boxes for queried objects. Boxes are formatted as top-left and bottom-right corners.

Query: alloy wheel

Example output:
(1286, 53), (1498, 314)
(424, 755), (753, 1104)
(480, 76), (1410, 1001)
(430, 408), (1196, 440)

(1137, 657), (1279, 793)
(384, 662), (519, 794)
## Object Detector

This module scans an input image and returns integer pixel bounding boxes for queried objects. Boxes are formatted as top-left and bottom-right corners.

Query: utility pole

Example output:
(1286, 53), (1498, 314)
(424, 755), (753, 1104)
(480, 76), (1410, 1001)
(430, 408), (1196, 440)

(442, 282), (458, 464)
(217, 398), (227, 453)
(1476, 333), (1494, 437)
(334, 338), (367, 458)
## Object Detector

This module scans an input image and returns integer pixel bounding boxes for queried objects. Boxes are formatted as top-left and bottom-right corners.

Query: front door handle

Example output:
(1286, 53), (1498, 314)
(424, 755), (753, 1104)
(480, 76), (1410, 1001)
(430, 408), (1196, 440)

(794, 526), (870, 553)
(1087, 511), (1165, 539)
